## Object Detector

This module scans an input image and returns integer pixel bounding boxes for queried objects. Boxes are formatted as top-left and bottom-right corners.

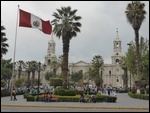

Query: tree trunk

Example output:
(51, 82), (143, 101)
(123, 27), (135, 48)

(32, 71), (35, 86)
(27, 71), (30, 86)
(123, 68), (128, 90)
(134, 29), (140, 79)
(18, 69), (21, 79)
(62, 36), (70, 89)
(27, 71), (30, 81)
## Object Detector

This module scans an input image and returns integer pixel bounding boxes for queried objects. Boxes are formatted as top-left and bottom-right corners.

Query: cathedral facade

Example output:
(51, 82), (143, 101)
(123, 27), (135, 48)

(43, 31), (132, 88)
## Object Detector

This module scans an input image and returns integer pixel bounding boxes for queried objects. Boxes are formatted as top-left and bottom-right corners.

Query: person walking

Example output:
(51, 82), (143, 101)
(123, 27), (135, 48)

(12, 88), (17, 101)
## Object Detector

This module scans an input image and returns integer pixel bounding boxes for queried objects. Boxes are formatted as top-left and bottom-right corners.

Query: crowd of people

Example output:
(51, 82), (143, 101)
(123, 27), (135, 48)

(80, 93), (97, 103)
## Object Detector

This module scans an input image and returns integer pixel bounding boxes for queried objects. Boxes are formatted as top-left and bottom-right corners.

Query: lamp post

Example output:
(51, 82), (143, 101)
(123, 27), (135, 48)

(10, 75), (14, 101)
(37, 62), (41, 101)
(67, 69), (70, 89)
(127, 43), (132, 91)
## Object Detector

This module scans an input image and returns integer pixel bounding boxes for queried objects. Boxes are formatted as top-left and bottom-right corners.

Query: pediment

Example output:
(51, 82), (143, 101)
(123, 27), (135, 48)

(74, 60), (89, 66)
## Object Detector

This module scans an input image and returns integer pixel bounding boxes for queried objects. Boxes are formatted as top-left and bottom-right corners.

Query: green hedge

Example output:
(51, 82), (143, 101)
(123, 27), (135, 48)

(24, 93), (30, 99)
(27, 95), (35, 101)
(103, 95), (117, 102)
(96, 96), (104, 102)
(23, 93), (117, 103)
(57, 96), (80, 102)
(54, 89), (76, 96)
(1, 90), (24, 97)
(35, 95), (44, 101)
(1, 91), (10, 97)
(128, 92), (149, 100)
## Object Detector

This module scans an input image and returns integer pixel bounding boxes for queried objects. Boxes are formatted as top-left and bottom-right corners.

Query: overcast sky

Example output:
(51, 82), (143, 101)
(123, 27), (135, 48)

(1, 1), (149, 64)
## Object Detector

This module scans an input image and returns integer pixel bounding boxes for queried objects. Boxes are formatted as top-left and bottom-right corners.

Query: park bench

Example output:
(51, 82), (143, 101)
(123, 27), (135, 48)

(50, 96), (58, 102)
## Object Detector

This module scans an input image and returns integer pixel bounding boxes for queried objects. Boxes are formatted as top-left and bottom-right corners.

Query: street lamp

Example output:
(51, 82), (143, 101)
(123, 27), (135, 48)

(10, 74), (14, 101)
(37, 62), (41, 101)
(127, 43), (132, 91)
(67, 69), (70, 89)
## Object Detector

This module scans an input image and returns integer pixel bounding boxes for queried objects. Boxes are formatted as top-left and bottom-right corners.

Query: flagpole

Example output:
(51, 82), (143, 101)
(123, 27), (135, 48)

(10, 5), (19, 101)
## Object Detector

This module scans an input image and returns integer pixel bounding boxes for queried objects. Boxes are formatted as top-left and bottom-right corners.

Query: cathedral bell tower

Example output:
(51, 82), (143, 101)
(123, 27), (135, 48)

(45, 34), (57, 66)
(111, 29), (123, 65)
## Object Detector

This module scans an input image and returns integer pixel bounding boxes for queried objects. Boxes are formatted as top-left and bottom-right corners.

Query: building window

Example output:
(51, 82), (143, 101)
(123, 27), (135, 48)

(48, 59), (51, 65)
(117, 79), (119, 82)
(116, 43), (119, 48)
(109, 71), (111, 75)
(117, 77), (119, 82)
(80, 70), (83, 74)
(116, 59), (119, 65)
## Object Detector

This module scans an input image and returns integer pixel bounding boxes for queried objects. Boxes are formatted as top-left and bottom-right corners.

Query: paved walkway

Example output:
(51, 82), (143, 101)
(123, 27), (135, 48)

(1, 93), (149, 110)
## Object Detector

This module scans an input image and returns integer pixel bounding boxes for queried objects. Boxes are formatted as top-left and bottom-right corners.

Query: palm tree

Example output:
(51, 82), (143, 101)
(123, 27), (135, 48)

(1, 25), (9, 59)
(30, 61), (38, 86)
(91, 55), (104, 87)
(15, 60), (25, 79)
(119, 56), (128, 90)
(25, 62), (31, 80)
(58, 55), (63, 68)
(92, 55), (104, 70)
(25, 61), (32, 86)
(51, 6), (82, 89)
(51, 61), (59, 77)
(125, 1), (146, 79)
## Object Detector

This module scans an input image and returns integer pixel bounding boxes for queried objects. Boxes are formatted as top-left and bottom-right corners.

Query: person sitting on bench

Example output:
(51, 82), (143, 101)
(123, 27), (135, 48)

(44, 92), (52, 102)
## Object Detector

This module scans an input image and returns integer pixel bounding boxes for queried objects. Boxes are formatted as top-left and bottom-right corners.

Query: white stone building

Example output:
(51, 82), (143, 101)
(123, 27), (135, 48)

(14, 31), (134, 88)
(41, 31), (133, 88)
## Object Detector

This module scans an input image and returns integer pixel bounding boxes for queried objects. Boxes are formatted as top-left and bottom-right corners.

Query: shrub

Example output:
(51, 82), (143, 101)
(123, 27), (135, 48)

(27, 95), (35, 101)
(54, 89), (76, 96)
(96, 92), (101, 97)
(96, 96), (104, 102)
(65, 90), (76, 96)
(143, 95), (149, 100)
(54, 89), (59, 95)
(58, 89), (66, 96)
(57, 95), (80, 102)
(24, 93), (30, 99)
(103, 95), (117, 102)
(35, 95), (44, 101)
(1, 90), (10, 97)
(128, 92), (149, 100)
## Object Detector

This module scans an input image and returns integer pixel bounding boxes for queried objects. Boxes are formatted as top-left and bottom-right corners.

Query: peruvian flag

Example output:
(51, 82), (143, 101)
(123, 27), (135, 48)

(19, 9), (52, 35)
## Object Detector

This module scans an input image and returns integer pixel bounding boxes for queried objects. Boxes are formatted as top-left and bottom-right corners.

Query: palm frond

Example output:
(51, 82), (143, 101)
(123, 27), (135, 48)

(66, 6), (71, 13)
(71, 31), (77, 37)
(69, 10), (77, 16)
(72, 22), (81, 27)
(73, 27), (80, 32)
(56, 9), (63, 16)
(52, 12), (61, 19)
(74, 16), (82, 21)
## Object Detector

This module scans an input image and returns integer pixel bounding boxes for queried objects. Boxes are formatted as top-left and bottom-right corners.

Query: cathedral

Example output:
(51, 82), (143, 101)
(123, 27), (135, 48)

(42, 31), (133, 88)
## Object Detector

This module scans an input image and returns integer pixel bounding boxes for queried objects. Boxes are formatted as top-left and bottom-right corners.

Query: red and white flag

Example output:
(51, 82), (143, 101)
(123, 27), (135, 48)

(19, 9), (52, 35)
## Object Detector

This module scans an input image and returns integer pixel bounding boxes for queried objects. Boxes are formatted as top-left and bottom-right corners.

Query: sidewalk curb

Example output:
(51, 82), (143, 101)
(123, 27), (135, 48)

(1, 105), (149, 110)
